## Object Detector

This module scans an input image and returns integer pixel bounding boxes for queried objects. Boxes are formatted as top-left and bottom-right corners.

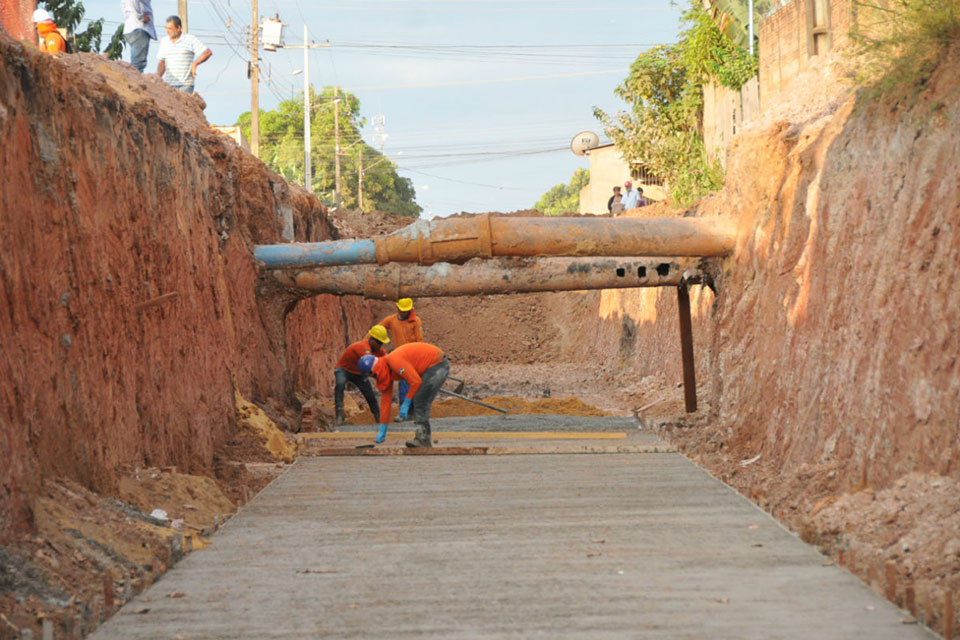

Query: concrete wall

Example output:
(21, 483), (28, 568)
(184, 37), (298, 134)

(703, 0), (855, 163)
(579, 145), (667, 214)
(758, 0), (853, 107)
(703, 76), (761, 165)
(579, 145), (629, 214)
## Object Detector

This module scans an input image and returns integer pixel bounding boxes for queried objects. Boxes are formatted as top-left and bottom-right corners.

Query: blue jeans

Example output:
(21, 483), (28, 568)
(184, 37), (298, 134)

(412, 357), (450, 429)
(168, 81), (195, 94)
(124, 29), (150, 72)
(334, 368), (380, 421)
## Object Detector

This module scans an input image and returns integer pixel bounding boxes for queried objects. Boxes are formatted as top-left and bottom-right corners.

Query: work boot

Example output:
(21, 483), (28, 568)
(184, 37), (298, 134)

(335, 409), (346, 426)
(405, 423), (432, 448)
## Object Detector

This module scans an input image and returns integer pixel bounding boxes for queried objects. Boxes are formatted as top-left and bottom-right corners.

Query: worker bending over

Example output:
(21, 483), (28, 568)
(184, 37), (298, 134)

(379, 298), (424, 417)
(358, 342), (449, 448)
(333, 325), (389, 426)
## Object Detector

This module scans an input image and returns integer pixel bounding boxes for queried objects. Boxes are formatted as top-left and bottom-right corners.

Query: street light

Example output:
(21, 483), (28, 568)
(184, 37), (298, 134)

(262, 69), (302, 82)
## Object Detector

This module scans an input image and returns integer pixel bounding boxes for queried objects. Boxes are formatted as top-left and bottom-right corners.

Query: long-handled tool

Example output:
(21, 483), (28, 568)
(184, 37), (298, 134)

(439, 388), (507, 414)
(446, 375), (466, 394)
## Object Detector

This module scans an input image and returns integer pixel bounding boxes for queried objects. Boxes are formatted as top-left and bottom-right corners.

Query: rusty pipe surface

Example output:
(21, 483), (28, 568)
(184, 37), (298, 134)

(254, 214), (736, 268)
(270, 257), (701, 299)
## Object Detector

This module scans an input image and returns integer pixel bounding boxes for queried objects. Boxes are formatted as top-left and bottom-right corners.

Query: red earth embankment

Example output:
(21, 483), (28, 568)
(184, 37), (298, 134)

(0, 34), (377, 543)
(420, 47), (960, 635)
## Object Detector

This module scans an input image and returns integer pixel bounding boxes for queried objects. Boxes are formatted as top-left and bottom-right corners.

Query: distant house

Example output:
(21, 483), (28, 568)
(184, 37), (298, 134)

(578, 143), (667, 215)
(212, 125), (251, 152)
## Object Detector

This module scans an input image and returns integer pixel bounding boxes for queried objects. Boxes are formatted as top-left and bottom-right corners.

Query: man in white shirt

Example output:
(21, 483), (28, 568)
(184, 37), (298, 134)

(121, 0), (157, 72)
(156, 15), (211, 94)
(621, 180), (641, 210)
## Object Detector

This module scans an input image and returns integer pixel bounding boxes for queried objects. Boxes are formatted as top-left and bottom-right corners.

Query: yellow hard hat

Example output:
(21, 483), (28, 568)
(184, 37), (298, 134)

(368, 325), (390, 343)
(396, 298), (413, 312)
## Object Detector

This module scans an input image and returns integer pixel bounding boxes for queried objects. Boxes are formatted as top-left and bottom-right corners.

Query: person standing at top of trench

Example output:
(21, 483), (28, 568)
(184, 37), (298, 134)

(32, 9), (67, 56)
(621, 180), (641, 210)
(332, 325), (389, 426)
(357, 342), (450, 448)
(608, 186), (624, 214)
(156, 15), (211, 94)
(379, 298), (424, 419)
(121, 0), (157, 73)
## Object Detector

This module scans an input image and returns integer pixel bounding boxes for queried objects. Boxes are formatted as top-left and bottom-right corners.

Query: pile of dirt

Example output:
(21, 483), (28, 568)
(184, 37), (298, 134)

(0, 418), (291, 639)
(430, 395), (609, 418)
(328, 393), (609, 425)
(0, 471), (240, 638)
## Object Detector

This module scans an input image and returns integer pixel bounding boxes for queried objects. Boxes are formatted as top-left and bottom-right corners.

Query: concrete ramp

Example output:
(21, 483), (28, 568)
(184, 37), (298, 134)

(90, 417), (929, 639)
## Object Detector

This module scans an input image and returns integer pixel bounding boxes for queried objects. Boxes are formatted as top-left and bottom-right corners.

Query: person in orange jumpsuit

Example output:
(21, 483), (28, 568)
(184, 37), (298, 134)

(333, 325), (389, 426)
(379, 297), (424, 417)
(33, 9), (67, 56)
(358, 342), (449, 448)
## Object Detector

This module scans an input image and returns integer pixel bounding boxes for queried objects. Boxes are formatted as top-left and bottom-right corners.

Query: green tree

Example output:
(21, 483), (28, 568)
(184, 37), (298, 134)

(594, 0), (757, 206)
(534, 168), (589, 216)
(850, 0), (960, 97)
(680, 4), (758, 90)
(238, 86), (421, 218)
(39, 0), (125, 59)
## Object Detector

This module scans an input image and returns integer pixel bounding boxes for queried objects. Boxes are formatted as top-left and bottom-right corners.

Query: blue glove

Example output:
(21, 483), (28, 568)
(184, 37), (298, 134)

(375, 424), (388, 444)
(398, 398), (412, 421)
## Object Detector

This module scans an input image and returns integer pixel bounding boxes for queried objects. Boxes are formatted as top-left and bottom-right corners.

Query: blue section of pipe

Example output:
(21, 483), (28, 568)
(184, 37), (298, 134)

(254, 240), (377, 267)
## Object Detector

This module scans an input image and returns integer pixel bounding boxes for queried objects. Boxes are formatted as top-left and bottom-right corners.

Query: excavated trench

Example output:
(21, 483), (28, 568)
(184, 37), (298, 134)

(1, 30), (959, 640)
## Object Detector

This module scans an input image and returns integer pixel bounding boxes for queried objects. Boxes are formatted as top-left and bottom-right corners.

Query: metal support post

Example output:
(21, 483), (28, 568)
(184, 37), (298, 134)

(677, 282), (697, 413)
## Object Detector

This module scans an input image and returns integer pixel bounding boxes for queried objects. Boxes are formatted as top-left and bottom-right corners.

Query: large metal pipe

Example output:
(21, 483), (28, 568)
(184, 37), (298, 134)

(254, 213), (735, 268)
(270, 257), (700, 299)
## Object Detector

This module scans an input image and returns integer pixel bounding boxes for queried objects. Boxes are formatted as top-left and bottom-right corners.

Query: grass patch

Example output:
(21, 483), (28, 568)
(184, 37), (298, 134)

(851, 0), (960, 95)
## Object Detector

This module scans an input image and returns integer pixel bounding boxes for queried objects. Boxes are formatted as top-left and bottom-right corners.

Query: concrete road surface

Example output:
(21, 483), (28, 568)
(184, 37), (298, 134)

(91, 417), (932, 639)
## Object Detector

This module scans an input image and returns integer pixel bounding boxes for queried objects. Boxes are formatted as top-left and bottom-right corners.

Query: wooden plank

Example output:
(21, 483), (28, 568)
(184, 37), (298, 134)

(298, 431), (628, 443)
(310, 444), (676, 457)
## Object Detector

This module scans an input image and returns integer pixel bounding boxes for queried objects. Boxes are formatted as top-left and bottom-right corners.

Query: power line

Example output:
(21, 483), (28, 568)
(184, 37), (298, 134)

(344, 69), (626, 91)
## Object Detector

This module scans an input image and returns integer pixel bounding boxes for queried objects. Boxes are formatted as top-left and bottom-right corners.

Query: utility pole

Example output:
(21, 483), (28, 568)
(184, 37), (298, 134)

(303, 25), (311, 192)
(334, 85), (341, 210)
(358, 147), (363, 210)
(178, 0), (188, 32)
(279, 31), (328, 192)
(250, 0), (260, 158)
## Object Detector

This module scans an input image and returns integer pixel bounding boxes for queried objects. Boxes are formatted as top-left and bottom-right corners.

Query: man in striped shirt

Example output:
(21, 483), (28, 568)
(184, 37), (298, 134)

(156, 15), (211, 94)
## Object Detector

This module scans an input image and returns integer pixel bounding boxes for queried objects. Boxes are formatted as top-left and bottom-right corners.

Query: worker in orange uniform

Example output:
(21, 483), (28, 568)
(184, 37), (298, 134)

(333, 325), (389, 426)
(379, 298), (424, 418)
(33, 9), (68, 56)
(357, 342), (449, 448)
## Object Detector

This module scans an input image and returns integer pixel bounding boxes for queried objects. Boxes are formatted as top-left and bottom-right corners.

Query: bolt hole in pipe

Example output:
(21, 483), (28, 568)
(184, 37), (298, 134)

(616, 268), (626, 277)
(656, 263), (671, 277)
(638, 266), (647, 278)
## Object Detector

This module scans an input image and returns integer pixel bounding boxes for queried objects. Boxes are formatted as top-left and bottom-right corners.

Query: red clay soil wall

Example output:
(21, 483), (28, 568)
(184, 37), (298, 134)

(603, 48), (960, 497)
(0, 35), (373, 542)
(0, 0), (35, 42)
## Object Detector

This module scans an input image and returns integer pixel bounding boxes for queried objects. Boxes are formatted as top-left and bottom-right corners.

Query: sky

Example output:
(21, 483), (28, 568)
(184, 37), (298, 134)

(79, 0), (685, 218)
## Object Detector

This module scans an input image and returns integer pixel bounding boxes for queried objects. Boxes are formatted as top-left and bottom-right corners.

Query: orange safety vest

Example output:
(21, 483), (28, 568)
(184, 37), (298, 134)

(37, 21), (67, 56)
